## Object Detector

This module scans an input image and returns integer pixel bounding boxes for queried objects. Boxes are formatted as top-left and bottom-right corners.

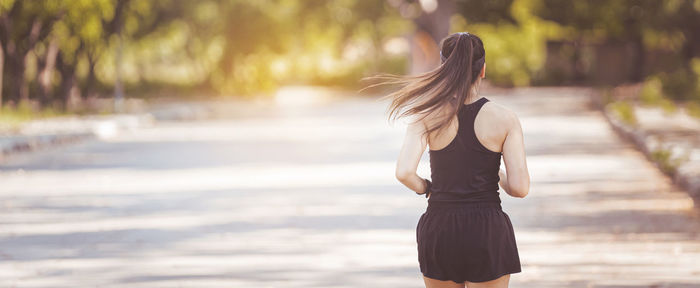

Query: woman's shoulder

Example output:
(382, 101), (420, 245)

(481, 99), (521, 130)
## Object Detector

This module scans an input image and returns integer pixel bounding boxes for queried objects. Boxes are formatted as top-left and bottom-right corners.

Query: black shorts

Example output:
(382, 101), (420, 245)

(416, 201), (521, 283)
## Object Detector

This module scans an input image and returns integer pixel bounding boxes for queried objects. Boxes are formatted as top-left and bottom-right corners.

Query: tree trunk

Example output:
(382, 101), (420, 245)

(114, 35), (124, 112)
(18, 19), (43, 104)
(38, 37), (59, 106)
(19, 52), (30, 103)
(2, 18), (43, 106)
(0, 43), (4, 107)
(631, 36), (645, 82)
(410, 0), (454, 74)
(55, 53), (76, 110)
(82, 52), (97, 100)
(5, 53), (24, 105)
(111, 1), (128, 113)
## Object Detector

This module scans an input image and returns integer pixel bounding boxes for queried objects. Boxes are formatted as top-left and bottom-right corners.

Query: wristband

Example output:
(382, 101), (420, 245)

(418, 178), (432, 198)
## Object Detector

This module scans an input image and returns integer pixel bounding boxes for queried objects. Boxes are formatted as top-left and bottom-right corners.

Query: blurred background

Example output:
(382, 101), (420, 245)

(0, 0), (698, 110)
(1, 0), (700, 287)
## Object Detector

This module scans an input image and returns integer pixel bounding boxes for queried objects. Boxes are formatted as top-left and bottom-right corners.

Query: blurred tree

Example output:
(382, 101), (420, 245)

(535, 0), (700, 99)
(0, 0), (62, 106)
(387, 0), (455, 74)
(450, 0), (561, 86)
(50, 0), (131, 109)
(0, 0), (415, 108)
(649, 0), (700, 101)
(534, 0), (656, 82)
(455, 0), (515, 24)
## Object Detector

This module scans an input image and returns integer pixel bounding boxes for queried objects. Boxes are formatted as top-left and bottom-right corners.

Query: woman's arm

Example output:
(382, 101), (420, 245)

(500, 111), (530, 198)
(395, 120), (430, 196)
(498, 168), (510, 194)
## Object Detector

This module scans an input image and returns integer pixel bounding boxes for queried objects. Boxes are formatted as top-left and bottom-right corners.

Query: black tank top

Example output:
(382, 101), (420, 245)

(428, 96), (503, 203)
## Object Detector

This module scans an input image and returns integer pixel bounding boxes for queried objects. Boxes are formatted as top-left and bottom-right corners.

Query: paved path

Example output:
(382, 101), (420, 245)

(1, 87), (699, 287)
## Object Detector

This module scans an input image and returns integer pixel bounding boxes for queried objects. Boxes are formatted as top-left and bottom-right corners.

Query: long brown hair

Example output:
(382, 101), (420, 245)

(364, 32), (486, 137)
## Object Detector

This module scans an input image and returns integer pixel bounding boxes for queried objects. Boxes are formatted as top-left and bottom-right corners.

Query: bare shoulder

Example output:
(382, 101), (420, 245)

(481, 101), (520, 130)
(480, 100), (521, 131)
(404, 115), (428, 133)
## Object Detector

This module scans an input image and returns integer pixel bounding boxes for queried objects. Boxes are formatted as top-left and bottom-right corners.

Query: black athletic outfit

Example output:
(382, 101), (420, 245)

(416, 96), (521, 283)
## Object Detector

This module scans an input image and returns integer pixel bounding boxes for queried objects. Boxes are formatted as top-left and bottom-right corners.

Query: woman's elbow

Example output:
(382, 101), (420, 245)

(509, 179), (530, 198)
(510, 187), (529, 198)
(395, 169), (413, 182)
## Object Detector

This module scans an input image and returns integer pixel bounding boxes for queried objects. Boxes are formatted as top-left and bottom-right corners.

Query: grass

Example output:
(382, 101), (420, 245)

(650, 148), (676, 174)
(639, 76), (680, 114)
(0, 102), (66, 131)
(649, 146), (689, 175)
(687, 101), (700, 119)
(607, 101), (637, 126)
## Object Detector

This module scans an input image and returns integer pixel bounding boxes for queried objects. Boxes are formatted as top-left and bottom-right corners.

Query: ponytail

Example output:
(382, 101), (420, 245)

(363, 32), (486, 137)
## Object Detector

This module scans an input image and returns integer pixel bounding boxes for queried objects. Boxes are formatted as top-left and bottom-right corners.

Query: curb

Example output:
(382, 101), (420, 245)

(0, 132), (94, 158)
(591, 93), (700, 199)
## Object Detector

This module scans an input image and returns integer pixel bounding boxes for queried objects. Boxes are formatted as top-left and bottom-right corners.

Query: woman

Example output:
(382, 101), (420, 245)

(374, 32), (530, 287)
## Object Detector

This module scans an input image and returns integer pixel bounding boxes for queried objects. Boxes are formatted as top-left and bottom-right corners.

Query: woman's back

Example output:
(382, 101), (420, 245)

(425, 96), (528, 200)
(425, 96), (506, 203)
(427, 97), (512, 154)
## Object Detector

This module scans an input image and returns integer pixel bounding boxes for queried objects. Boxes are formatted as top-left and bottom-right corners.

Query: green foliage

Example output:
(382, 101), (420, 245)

(608, 101), (637, 126)
(0, 103), (64, 127)
(691, 58), (700, 101)
(535, 0), (655, 42)
(640, 77), (664, 105)
(451, 0), (565, 86)
(455, 0), (516, 24)
(658, 98), (677, 114)
(639, 75), (678, 114)
(640, 59), (699, 114)
(105, 0), (411, 96)
(686, 101), (700, 119)
(532, 0), (700, 111)
(0, 0), (416, 107)
(3, 0), (700, 110)
(650, 148), (676, 174)
(659, 68), (698, 102)
(649, 146), (688, 175)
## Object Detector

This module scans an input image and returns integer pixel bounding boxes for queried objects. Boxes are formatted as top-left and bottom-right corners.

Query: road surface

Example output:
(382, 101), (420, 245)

(1, 87), (699, 287)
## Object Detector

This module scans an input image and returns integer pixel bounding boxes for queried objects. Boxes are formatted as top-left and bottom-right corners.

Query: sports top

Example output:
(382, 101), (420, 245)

(427, 96), (503, 203)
